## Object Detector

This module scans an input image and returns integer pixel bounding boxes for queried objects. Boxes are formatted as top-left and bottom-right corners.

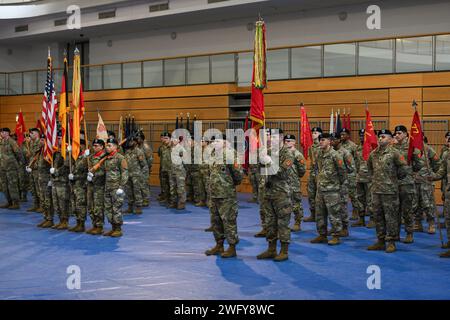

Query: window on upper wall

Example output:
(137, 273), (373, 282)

(324, 43), (356, 77)
(0, 74), (6, 95)
(87, 66), (103, 90)
(164, 58), (186, 86)
(143, 60), (163, 87)
(435, 35), (450, 71)
(211, 54), (235, 83)
(103, 64), (122, 89)
(267, 49), (289, 80)
(237, 52), (253, 86)
(23, 71), (37, 94)
(187, 56), (210, 85)
(358, 39), (394, 75)
(8, 72), (22, 95)
(396, 36), (433, 73)
(123, 62), (142, 88)
(291, 46), (322, 78)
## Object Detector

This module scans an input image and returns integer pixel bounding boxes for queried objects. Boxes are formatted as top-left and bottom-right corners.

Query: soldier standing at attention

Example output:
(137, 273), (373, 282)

(309, 133), (347, 246)
(248, 164), (259, 203)
(431, 133), (450, 257)
(158, 132), (172, 205)
(103, 138), (128, 237)
(331, 132), (355, 238)
(339, 128), (359, 221)
(124, 136), (148, 214)
(20, 133), (32, 202)
(256, 129), (295, 261)
(0, 128), (21, 210)
(201, 137), (214, 232)
(137, 131), (153, 207)
(284, 134), (306, 232)
(68, 139), (88, 232)
(392, 125), (417, 243)
(352, 129), (374, 228)
(36, 134), (53, 228)
(205, 136), (243, 258)
(86, 139), (107, 235)
(26, 128), (43, 212)
(50, 131), (70, 230)
(169, 136), (187, 210)
(367, 129), (408, 253)
(304, 127), (322, 223)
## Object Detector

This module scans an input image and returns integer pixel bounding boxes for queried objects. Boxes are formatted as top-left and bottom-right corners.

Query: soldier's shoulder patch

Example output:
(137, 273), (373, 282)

(234, 162), (239, 169)
(284, 159), (293, 167)
(337, 159), (343, 166)
(433, 154), (439, 160)
(399, 155), (406, 162)
(121, 159), (128, 169)
(299, 158), (305, 165)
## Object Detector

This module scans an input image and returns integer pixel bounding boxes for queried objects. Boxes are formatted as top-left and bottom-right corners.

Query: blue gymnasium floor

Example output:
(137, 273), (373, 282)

(0, 188), (449, 300)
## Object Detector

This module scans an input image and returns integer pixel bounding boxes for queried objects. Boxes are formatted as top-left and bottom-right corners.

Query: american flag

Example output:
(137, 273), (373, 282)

(42, 49), (58, 164)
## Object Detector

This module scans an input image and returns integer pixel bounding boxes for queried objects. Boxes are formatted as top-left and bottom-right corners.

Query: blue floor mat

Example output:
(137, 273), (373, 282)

(0, 188), (449, 300)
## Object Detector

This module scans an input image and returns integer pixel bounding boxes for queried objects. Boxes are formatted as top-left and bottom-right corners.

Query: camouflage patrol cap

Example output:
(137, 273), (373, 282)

(311, 127), (322, 133)
(394, 125), (408, 133)
(378, 129), (393, 137)
(92, 138), (105, 146)
(284, 134), (296, 141)
(319, 132), (332, 140)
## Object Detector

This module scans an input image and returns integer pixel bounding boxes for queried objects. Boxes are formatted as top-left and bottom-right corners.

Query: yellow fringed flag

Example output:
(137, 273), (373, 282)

(71, 47), (84, 160)
(59, 53), (68, 159)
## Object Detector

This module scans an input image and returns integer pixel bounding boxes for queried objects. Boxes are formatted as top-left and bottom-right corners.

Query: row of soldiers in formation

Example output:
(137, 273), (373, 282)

(156, 125), (450, 260)
(0, 127), (153, 237)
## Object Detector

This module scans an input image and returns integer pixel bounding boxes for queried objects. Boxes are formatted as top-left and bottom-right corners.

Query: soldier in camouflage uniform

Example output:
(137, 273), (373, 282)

(254, 129), (270, 237)
(352, 129), (374, 228)
(331, 133), (355, 238)
(20, 133), (32, 202)
(26, 128), (43, 212)
(391, 125), (418, 243)
(0, 128), (21, 209)
(50, 132), (70, 230)
(185, 137), (194, 203)
(36, 134), (53, 228)
(86, 139), (107, 235)
(309, 133), (347, 246)
(431, 133), (450, 257)
(284, 134), (306, 232)
(190, 138), (206, 207)
(124, 137), (148, 214)
(169, 136), (187, 210)
(248, 164), (259, 203)
(367, 129), (408, 253)
(256, 129), (295, 261)
(205, 137), (243, 258)
(103, 138), (129, 237)
(304, 127), (322, 223)
(158, 132), (172, 204)
(412, 137), (440, 234)
(440, 132), (449, 229)
(68, 139), (88, 232)
(339, 128), (359, 221)
(137, 131), (153, 207)
(201, 137), (214, 231)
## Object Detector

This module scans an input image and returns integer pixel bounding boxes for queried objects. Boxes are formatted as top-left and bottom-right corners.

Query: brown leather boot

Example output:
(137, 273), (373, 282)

(221, 244), (237, 258)
(366, 218), (376, 228)
(27, 206), (38, 212)
(339, 227), (349, 238)
(205, 240), (224, 256)
(257, 240), (277, 260)
(68, 221), (80, 232)
(123, 206), (133, 214)
(310, 235), (328, 244)
(254, 228), (267, 238)
(368, 239), (386, 251)
(274, 242), (289, 262)
(35, 207), (44, 213)
(352, 216), (365, 227)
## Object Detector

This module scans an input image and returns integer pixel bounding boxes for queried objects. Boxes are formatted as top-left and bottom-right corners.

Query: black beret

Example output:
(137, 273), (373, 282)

(57, 130), (63, 137)
(340, 128), (350, 134)
(160, 131), (171, 138)
(445, 131), (450, 138)
(394, 125), (408, 133)
(29, 128), (40, 133)
(40, 133), (45, 139)
(92, 138), (105, 146)
(378, 129), (393, 137)
(319, 132), (332, 140)
(311, 127), (323, 133)
(284, 134), (296, 141)
(80, 139), (86, 145)
(138, 130), (145, 139)
(359, 128), (365, 135)
(330, 132), (340, 140)
(1, 128), (10, 133)
(107, 130), (116, 137)
(106, 138), (118, 145)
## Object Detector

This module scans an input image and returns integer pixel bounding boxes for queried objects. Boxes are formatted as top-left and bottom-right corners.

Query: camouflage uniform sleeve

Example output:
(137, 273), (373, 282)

(428, 146), (441, 172)
(394, 149), (409, 179)
(120, 158), (129, 189)
(276, 148), (295, 179)
(334, 152), (347, 186)
(432, 157), (448, 181)
(138, 150), (149, 177)
(227, 162), (244, 186)
(344, 150), (355, 174)
(295, 152), (306, 178)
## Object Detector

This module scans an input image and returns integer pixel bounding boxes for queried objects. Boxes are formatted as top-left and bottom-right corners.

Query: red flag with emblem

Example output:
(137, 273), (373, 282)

(363, 108), (378, 161)
(300, 105), (313, 160)
(407, 109), (424, 163)
(15, 111), (26, 146)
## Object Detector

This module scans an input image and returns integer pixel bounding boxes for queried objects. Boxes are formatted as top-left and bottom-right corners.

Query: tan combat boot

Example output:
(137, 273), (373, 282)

(254, 228), (267, 238)
(134, 206), (143, 215)
(403, 233), (414, 244)
(413, 220), (423, 232)
(339, 227), (349, 238)
(0, 202), (11, 209)
(303, 214), (315, 222)
(103, 227), (115, 237)
(385, 241), (396, 253)
(176, 202), (186, 210)
(110, 225), (123, 237)
(350, 209), (359, 221)
(427, 221), (436, 234)
(328, 236), (341, 245)
(41, 220), (54, 228)
(257, 240), (277, 260)
(366, 218), (376, 228)
(274, 242), (289, 262)
(142, 200), (150, 207)
(439, 250), (450, 258)
(368, 239), (386, 251)
(352, 216), (365, 227)
(27, 206), (38, 212)
(35, 207), (44, 213)
(68, 221), (80, 232)
(90, 227), (103, 235)
(442, 241), (450, 249)
(37, 220), (47, 228)
(291, 221), (301, 232)
(204, 226), (214, 232)
(310, 235), (328, 244)
(73, 221), (85, 233)
(221, 244), (237, 258)
(205, 240), (224, 256)
(8, 201), (20, 210)
(124, 206), (133, 214)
